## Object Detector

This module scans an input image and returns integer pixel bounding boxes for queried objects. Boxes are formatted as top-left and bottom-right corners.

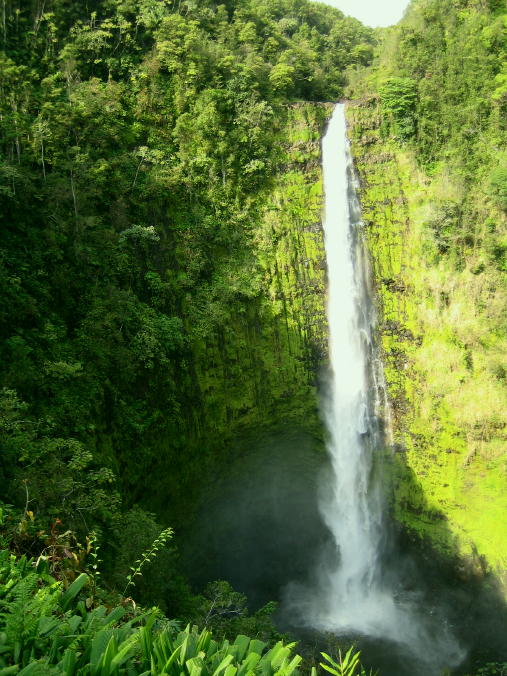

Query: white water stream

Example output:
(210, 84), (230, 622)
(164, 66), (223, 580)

(316, 102), (394, 636)
(289, 104), (464, 672)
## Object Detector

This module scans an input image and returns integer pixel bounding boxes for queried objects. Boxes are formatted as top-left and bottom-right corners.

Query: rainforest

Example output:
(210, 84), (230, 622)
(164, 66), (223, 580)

(0, 0), (506, 674)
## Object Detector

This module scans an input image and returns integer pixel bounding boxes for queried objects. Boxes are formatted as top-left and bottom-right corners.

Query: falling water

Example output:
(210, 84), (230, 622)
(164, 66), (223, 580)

(285, 104), (464, 674)
(316, 101), (393, 635)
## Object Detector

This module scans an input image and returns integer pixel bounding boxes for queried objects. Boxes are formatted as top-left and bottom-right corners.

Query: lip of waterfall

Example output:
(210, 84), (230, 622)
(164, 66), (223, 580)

(284, 103), (465, 675)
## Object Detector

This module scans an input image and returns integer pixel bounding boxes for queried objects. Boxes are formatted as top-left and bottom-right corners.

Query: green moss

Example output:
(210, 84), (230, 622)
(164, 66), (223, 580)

(347, 98), (507, 574)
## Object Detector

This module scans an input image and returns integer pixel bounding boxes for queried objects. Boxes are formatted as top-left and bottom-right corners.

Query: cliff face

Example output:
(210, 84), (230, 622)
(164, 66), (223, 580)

(145, 103), (332, 523)
(347, 96), (507, 579)
(191, 104), (330, 439)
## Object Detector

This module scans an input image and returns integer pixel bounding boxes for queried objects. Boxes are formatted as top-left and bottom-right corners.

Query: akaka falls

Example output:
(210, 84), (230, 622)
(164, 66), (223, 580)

(286, 104), (464, 675)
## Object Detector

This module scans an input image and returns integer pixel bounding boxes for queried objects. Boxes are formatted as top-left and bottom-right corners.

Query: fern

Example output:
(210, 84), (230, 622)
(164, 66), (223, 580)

(122, 526), (173, 597)
(2, 572), (40, 663)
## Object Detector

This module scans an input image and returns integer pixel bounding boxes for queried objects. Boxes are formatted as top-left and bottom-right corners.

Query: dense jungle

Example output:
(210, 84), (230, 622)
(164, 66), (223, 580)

(0, 0), (505, 674)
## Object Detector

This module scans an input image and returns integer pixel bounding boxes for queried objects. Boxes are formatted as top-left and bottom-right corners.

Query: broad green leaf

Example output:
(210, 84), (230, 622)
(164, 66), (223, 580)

(17, 663), (50, 675)
(60, 648), (76, 675)
(237, 651), (261, 676)
(109, 633), (139, 671)
(37, 616), (60, 637)
(60, 574), (88, 610)
(0, 667), (20, 675)
(279, 654), (301, 676)
(196, 629), (212, 655)
(212, 654), (234, 676)
(248, 639), (266, 656)
(90, 630), (112, 671)
(179, 634), (189, 663)
(319, 663), (340, 676)
(186, 656), (204, 676)
(97, 634), (117, 675)
(162, 643), (183, 673)
(232, 636), (250, 661)
(103, 606), (125, 627)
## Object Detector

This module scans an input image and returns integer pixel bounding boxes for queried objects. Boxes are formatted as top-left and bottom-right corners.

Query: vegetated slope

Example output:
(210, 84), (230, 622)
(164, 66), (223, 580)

(0, 0), (375, 595)
(347, 0), (507, 574)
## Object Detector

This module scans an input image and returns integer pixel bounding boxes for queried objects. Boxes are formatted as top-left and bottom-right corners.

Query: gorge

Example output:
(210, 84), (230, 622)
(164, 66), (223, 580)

(0, 0), (505, 674)
(287, 103), (463, 675)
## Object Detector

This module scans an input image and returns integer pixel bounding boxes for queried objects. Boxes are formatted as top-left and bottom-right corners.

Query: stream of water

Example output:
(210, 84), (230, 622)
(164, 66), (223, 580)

(317, 101), (387, 634)
(286, 104), (464, 675)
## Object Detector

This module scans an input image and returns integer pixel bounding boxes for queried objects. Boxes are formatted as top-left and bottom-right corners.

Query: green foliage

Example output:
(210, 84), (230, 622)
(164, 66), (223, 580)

(269, 63), (296, 93)
(379, 77), (417, 139)
(192, 581), (280, 645)
(347, 0), (507, 573)
(0, 550), (93, 671)
(0, 388), (119, 537)
(374, 0), (506, 166)
(0, 0), (372, 546)
(320, 648), (374, 676)
(122, 526), (173, 597)
(473, 663), (507, 676)
(489, 160), (507, 212)
(0, 4), (349, 654)
(0, 550), (304, 675)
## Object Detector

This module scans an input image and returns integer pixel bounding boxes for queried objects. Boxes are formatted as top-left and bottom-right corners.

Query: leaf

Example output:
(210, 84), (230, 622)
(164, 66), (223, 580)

(265, 643), (290, 670)
(162, 643), (183, 673)
(37, 616), (60, 637)
(179, 634), (189, 663)
(236, 651), (261, 676)
(186, 656), (204, 676)
(17, 664), (50, 675)
(90, 629), (112, 671)
(248, 639), (266, 656)
(68, 615), (83, 633)
(232, 636), (250, 662)
(320, 663), (340, 676)
(60, 573), (88, 610)
(280, 654), (301, 676)
(196, 628), (212, 655)
(60, 648), (76, 676)
(97, 634), (117, 675)
(103, 606), (125, 627)
(212, 654), (234, 676)
(109, 633), (139, 671)
(320, 654), (340, 676)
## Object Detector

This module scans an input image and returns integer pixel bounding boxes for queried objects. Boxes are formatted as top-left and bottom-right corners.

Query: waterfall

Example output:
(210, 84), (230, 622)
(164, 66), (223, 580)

(316, 101), (391, 635)
(284, 104), (463, 673)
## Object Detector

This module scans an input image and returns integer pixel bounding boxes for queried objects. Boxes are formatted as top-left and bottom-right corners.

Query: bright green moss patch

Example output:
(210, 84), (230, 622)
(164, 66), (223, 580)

(347, 98), (507, 574)
(189, 103), (331, 468)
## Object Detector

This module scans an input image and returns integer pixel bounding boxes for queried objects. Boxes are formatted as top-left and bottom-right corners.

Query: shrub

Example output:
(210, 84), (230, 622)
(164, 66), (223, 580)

(379, 77), (418, 140)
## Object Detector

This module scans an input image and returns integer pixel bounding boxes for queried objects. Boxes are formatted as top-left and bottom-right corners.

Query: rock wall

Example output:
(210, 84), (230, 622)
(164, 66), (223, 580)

(347, 97), (507, 582)
(148, 103), (332, 525)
